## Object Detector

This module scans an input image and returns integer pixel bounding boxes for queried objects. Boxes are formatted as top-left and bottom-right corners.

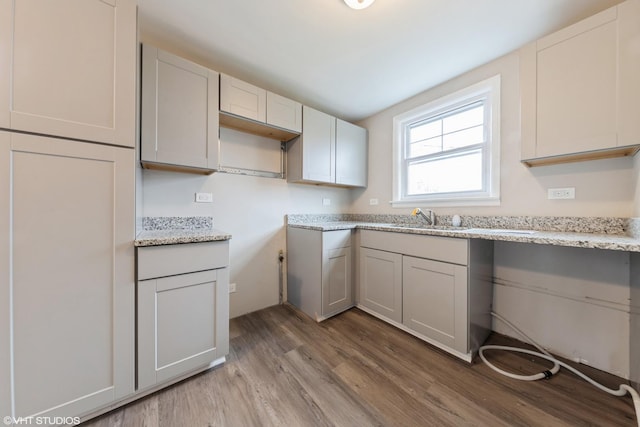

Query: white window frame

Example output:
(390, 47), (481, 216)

(392, 74), (501, 208)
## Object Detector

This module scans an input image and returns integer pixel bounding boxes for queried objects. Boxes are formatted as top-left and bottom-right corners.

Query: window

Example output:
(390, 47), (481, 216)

(392, 75), (500, 207)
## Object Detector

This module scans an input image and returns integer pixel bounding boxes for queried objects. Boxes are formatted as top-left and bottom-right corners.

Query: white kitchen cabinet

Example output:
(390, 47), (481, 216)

(0, 0), (136, 147)
(0, 131), (134, 420)
(358, 230), (493, 361)
(287, 227), (354, 321)
(336, 118), (368, 187)
(520, 0), (640, 166)
(141, 44), (220, 174)
(287, 106), (335, 184)
(137, 241), (230, 391)
(359, 247), (403, 323)
(403, 256), (468, 354)
(219, 74), (302, 139)
(220, 74), (267, 123)
(267, 91), (302, 133)
(287, 106), (367, 188)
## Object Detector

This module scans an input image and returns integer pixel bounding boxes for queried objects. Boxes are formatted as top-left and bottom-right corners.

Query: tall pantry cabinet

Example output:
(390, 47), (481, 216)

(0, 0), (137, 421)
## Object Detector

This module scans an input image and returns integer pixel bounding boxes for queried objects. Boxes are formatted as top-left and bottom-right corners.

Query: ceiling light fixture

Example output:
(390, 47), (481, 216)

(344, 0), (375, 10)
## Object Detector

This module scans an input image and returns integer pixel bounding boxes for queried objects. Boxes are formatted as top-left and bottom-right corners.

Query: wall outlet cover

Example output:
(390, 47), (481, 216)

(195, 192), (213, 203)
(547, 187), (575, 200)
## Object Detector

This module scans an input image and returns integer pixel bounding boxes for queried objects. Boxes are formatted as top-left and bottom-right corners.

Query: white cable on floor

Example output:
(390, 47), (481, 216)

(479, 312), (640, 427)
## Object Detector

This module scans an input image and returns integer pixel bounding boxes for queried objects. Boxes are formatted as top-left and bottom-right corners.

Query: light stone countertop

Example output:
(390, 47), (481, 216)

(134, 216), (231, 247)
(134, 228), (232, 247)
(288, 221), (640, 253)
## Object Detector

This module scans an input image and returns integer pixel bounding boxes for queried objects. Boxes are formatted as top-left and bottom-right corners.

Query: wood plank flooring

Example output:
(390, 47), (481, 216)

(83, 305), (637, 426)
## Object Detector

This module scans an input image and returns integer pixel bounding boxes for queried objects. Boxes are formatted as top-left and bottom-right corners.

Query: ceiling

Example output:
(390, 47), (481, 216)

(137, 0), (622, 122)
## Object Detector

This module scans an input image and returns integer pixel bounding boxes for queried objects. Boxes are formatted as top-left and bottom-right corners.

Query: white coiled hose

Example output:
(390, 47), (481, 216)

(479, 312), (640, 427)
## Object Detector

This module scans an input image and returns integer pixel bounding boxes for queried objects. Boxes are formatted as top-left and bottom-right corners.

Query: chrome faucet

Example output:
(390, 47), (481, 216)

(411, 208), (435, 226)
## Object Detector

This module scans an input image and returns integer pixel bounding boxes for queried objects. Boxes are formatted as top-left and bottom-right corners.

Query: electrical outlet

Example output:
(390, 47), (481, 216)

(369, 198), (379, 205)
(229, 283), (237, 293)
(322, 198), (331, 206)
(548, 187), (575, 200)
(195, 192), (213, 203)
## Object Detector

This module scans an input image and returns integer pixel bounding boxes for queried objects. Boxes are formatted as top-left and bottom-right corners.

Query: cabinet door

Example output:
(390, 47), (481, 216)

(0, 3), (11, 129)
(220, 74), (267, 122)
(0, 131), (134, 419)
(336, 119), (367, 187)
(403, 256), (468, 354)
(141, 45), (219, 172)
(301, 106), (336, 183)
(322, 247), (353, 317)
(521, 2), (640, 162)
(138, 268), (229, 390)
(536, 10), (617, 158)
(359, 248), (402, 323)
(0, 133), (9, 418)
(0, 0), (136, 146)
(617, 0), (640, 148)
(266, 92), (302, 132)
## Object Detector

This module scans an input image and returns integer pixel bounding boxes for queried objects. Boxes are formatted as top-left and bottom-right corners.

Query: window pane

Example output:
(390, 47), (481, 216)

(407, 151), (483, 195)
(442, 104), (484, 133)
(410, 119), (441, 143)
(442, 125), (484, 151)
(409, 136), (441, 158)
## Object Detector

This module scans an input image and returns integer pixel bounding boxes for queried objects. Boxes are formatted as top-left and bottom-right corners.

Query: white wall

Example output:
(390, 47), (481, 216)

(141, 129), (353, 318)
(354, 51), (636, 218)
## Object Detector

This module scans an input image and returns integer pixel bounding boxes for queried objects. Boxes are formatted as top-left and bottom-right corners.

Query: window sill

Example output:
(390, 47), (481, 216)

(391, 197), (500, 208)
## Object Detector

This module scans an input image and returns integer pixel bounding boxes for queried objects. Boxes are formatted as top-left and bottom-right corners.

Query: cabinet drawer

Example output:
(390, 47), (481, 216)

(137, 241), (229, 280)
(360, 230), (468, 265)
(323, 229), (352, 250)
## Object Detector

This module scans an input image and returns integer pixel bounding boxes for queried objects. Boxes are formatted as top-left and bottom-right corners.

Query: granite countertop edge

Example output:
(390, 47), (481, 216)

(134, 228), (232, 247)
(288, 222), (640, 252)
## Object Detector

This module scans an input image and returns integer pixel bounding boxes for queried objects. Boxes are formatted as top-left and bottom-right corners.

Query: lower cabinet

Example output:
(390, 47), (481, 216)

(403, 256), (468, 354)
(358, 230), (493, 361)
(136, 241), (230, 391)
(287, 227), (353, 321)
(359, 248), (402, 323)
(0, 131), (135, 420)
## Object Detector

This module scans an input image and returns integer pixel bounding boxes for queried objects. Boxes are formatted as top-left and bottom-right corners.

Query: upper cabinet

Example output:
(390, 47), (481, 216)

(288, 106), (368, 188)
(288, 106), (336, 184)
(219, 74), (302, 141)
(0, 0), (136, 147)
(140, 45), (220, 174)
(138, 47), (365, 183)
(220, 74), (266, 122)
(521, 0), (640, 166)
(267, 91), (302, 133)
(336, 118), (368, 187)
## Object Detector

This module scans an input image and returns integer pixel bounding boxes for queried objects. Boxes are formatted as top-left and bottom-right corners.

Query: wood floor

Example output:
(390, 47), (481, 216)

(83, 305), (637, 426)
